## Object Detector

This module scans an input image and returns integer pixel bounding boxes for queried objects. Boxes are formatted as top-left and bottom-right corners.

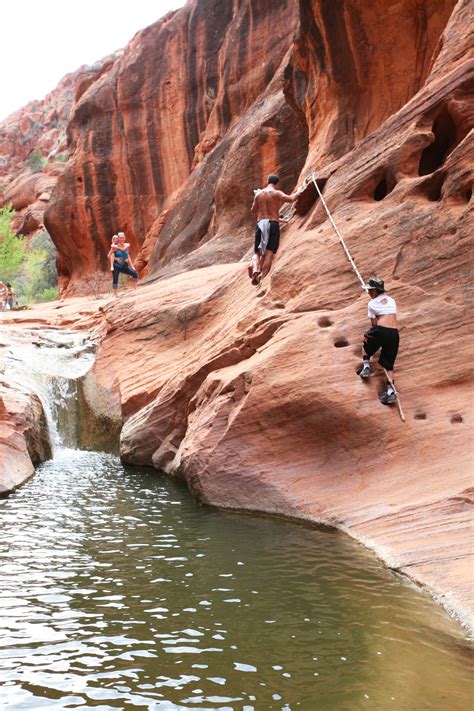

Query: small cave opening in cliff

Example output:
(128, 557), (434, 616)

(372, 171), (396, 202)
(418, 106), (457, 176)
(373, 177), (388, 201)
(417, 172), (446, 202)
(294, 178), (327, 217)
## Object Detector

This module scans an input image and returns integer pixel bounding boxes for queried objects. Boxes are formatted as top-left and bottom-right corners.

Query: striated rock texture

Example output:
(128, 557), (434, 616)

(44, 0), (457, 292)
(0, 367), (51, 495)
(3, 0), (474, 629)
(0, 55), (119, 237)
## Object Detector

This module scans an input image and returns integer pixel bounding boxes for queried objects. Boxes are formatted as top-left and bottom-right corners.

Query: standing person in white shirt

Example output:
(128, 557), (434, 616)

(359, 276), (399, 404)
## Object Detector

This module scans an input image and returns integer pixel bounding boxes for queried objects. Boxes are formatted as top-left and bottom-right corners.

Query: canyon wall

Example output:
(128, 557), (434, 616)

(44, 0), (458, 292)
(0, 55), (118, 236)
(1, 0), (473, 626)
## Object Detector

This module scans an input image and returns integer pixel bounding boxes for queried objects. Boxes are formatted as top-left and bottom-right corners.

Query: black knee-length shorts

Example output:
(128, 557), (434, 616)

(363, 326), (399, 370)
(254, 220), (280, 254)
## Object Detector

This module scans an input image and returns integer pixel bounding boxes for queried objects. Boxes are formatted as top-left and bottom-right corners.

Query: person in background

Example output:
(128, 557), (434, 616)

(359, 276), (400, 404)
(250, 175), (297, 285)
(2, 283), (17, 310)
(108, 233), (130, 271)
(0, 281), (5, 310)
(111, 232), (138, 297)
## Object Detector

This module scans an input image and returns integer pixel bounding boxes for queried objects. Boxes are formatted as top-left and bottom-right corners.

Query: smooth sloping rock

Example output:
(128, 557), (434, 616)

(0, 379), (51, 495)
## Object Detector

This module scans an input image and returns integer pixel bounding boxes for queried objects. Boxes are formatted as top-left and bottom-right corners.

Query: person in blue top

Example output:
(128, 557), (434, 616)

(111, 232), (138, 297)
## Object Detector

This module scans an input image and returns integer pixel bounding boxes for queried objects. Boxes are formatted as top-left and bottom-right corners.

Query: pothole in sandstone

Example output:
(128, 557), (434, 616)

(334, 337), (350, 348)
(318, 316), (333, 328)
(295, 177), (327, 218)
(450, 414), (463, 424)
(350, 168), (396, 202)
(415, 171), (446, 202)
(418, 104), (459, 176)
(414, 412), (427, 420)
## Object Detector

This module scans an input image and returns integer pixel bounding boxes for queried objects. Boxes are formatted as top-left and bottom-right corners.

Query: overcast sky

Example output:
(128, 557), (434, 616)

(0, 0), (185, 121)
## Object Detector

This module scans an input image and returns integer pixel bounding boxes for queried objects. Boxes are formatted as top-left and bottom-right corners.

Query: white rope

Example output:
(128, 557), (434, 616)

(311, 172), (366, 290)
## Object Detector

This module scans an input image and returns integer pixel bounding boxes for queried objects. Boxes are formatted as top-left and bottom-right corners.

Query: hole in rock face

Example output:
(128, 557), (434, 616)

(318, 316), (333, 327)
(374, 177), (388, 201)
(419, 105), (457, 176)
(414, 412), (427, 420)
(463, 187), (472, 203)
(451, 414), (463, 423)
(416, 172), (446, 202)
(334, 337), (349, 348)
(295, 178), (327, 217)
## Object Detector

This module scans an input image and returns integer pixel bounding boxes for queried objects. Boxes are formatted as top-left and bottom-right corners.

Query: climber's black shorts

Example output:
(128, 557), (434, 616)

(363, 326), (399, 371)
(254, 220), (280, 254)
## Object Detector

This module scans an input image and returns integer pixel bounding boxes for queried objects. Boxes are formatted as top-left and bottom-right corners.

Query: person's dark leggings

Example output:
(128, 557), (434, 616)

(112, 262), (138, 289)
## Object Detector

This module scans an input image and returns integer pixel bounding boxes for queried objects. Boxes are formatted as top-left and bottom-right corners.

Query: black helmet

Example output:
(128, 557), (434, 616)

(364, 276), (385, 292)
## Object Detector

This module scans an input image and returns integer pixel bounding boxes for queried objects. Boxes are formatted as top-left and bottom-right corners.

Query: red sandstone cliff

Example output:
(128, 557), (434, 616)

(44, 0), (459, 292)
(1, 0), (473, 628)
(0, 54), (119, 236)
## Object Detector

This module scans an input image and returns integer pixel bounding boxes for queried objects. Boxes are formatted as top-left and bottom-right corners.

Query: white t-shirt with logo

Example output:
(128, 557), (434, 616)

(368, 293), (397, 319)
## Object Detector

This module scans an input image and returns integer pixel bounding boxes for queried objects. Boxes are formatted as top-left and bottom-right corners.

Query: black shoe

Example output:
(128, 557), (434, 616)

(251, 271), (261, 286)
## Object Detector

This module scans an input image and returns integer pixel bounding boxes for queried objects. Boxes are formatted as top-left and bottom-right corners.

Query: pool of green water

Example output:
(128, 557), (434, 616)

(0, 450), (472, 710)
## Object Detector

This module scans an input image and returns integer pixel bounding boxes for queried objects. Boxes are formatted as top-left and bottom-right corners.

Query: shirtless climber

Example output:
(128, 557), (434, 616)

(250, 175), (297, 285)
(359, 276), (400, 404)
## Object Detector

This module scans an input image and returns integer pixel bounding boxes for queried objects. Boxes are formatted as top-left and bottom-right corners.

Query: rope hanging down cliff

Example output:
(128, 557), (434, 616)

(310, 173), (366, 289)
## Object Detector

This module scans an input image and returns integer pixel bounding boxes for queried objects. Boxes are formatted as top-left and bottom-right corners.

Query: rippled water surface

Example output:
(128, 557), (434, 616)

(0, 451), (472, 710)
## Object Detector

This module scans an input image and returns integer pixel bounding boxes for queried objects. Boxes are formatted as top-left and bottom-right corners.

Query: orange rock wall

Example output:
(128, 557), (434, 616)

(0, 58), (118, 236)
(44, 0), (457, 293)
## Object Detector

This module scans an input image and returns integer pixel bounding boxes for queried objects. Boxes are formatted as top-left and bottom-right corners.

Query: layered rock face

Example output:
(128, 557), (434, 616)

(0, 56), (118, 237)
(3, 0), (473, 627)
(0, 330), (51, 494)
(45, 0), (457, 292)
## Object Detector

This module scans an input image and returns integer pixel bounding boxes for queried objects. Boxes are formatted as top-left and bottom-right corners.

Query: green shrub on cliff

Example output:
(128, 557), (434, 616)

(0, 205), (25, 283)
(21, 230), (58, 302)
(27, 149), (47, 173)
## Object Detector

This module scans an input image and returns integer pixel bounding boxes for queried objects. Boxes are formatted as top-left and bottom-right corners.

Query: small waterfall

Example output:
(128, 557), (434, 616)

(2, 327), (95, 454)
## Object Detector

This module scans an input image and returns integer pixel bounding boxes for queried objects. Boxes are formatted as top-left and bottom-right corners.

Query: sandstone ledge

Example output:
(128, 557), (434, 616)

(0, 376), (51, 496)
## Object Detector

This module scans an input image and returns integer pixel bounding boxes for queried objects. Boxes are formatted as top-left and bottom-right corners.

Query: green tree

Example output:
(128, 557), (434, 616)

(22, 230), (58, 302)
(0, 205), (25, 283)
(27, 149), (46, 173)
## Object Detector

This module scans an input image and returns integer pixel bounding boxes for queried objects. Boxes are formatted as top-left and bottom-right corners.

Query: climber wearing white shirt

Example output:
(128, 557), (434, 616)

(359, 276), (399, 405)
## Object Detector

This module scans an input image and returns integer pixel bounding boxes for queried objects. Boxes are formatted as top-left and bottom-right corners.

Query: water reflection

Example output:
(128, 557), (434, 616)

(0, 450), (472, 709)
